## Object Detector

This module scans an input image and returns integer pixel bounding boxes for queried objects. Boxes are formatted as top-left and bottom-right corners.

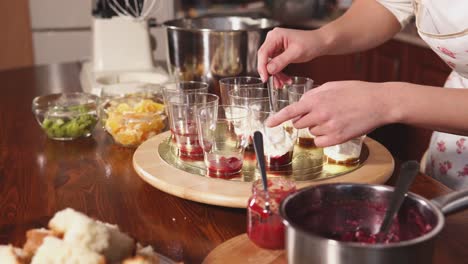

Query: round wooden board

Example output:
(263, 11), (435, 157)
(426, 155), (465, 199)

(133, 131), (394, 208)
(203, 234), (285, 264)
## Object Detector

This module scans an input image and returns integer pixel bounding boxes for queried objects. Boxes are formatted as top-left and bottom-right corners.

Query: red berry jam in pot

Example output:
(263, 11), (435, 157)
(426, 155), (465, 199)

(295, 201), (433, 245)
(247, 177), (296, 249)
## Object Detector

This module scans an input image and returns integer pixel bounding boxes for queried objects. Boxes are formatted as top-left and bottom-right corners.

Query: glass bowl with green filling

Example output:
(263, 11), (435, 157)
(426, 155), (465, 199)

(32, 92), (99, 140)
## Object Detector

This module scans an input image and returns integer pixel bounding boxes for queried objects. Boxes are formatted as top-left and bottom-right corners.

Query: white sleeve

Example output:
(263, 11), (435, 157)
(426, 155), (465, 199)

(376, 0), (415, 28)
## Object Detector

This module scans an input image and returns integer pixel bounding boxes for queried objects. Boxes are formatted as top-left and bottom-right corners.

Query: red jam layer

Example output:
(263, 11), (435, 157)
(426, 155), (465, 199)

(207, 156), (243, 179)
(171, 129), (203, 161)
(266, 151), (293, 169)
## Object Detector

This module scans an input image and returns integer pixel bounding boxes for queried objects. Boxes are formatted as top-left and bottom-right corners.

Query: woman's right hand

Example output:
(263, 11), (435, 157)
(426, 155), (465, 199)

(257, 27), (329, 82)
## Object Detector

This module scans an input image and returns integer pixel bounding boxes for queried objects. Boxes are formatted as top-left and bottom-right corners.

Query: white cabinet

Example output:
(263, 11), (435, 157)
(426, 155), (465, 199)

(29, 0), (92, 29)
(29, 0), (174, 65)
(33, 31), (91, 65)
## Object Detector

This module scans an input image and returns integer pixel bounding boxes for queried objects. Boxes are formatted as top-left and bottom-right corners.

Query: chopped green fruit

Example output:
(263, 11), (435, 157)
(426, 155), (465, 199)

(42, 105), (97, 139)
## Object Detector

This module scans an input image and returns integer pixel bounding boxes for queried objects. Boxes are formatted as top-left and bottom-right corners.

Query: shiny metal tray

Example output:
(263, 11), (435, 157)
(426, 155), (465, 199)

(158, 137), (369, 182)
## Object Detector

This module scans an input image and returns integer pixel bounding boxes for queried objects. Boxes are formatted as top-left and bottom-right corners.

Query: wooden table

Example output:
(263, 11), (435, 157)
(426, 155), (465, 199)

(0, 63), (466, 264)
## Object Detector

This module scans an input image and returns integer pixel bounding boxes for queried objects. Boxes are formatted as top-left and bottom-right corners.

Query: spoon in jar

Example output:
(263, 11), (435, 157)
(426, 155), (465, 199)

(253, 131), (271, 214)
(377, 160), (420, 242)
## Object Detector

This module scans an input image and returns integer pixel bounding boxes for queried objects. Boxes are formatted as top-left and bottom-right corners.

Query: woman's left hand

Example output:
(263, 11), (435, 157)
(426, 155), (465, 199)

(266, 81), (396, 147)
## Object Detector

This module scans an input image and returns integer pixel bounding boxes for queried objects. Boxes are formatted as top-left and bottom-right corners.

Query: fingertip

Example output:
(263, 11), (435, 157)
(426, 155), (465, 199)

(266, 63), (277, 75)
(313, 136), (335, 148)
(312, 136), (326, 148)
(265, 115), (281, 127)
(265, 117), (274, 127)
(260, 72), (267, 83)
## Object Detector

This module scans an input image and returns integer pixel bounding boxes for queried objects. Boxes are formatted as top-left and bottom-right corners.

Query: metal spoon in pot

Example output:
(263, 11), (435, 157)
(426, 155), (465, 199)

(253, 131), (271, 214)
(378, 160), (420, 242)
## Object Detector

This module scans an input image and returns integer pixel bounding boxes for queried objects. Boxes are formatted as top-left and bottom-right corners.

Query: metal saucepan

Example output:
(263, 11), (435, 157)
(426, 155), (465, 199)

(280, 183), (468, 264)
(163, 16), (280, 95)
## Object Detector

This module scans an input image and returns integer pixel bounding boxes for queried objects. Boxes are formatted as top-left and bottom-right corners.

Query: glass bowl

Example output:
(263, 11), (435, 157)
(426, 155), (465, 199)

(98, 82), (162, 125)
(32, 92), (99, 140)
(101, 95), (167, 148)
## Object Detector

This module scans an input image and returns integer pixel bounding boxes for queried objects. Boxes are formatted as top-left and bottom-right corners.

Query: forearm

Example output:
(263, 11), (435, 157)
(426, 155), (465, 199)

(384, 82), (468, 135)
(316, 0), (401, 56)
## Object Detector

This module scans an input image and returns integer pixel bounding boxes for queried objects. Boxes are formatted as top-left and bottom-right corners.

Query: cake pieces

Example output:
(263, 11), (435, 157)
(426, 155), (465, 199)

(0, 245), (28, 264)
(0, 208), (168, 264)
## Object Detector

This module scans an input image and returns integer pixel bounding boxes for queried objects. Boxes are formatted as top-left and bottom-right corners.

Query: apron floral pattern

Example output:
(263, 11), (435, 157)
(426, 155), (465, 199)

(414, 0), (468, 190)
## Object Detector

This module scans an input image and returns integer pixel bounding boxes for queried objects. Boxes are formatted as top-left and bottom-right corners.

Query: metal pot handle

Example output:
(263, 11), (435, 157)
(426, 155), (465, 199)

(431, 188), (468, 215)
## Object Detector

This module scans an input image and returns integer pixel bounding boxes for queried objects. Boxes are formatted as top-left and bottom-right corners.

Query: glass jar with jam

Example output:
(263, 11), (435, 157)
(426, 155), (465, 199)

(247, 177), (296, 249)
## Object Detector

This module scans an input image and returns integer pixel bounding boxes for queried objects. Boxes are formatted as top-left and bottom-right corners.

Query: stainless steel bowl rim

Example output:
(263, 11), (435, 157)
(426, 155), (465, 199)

(162, 16), (280, 33)
(280, 183), (445, 249)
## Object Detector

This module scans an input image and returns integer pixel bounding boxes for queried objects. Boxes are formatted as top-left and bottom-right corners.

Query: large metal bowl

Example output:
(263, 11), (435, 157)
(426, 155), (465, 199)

(163, 16), (280, 95)
(280, 183), (468, 264)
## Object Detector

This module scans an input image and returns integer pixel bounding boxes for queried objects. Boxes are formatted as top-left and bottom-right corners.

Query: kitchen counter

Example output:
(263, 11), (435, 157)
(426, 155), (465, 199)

(0, 63), (466, 263)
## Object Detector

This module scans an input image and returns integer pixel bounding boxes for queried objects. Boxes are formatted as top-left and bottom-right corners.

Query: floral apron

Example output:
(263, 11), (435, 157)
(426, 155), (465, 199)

(414, 0), (468, 190)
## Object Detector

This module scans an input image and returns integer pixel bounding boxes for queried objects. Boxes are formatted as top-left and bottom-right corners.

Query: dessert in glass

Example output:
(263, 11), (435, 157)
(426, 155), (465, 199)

(323, 135), (366, 165)
(228, 87), (269, 149)
(249, 99), (297, 170)
(247, 177), (296, 249)
(196, 105), (250, 179)
(286, 79), (318, 148)
(219, 76), (264, 104)
(166, 93), (219, 161)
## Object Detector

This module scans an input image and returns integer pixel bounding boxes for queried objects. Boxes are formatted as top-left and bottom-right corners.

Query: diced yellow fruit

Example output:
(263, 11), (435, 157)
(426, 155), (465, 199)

(114, 130), (140, 146)
(115, 103), (132, 113)
(134, 99), (165, 113)
(105, 114), (124, 134)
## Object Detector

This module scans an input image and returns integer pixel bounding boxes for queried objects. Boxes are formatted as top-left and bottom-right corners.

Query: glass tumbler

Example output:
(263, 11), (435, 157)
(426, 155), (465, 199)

(161, 81), (209, 105)
(268, 75), (314, 110)
(166, 93), (219, 161)
(197, 105), (250, 178)
(162, 81), (209, 142)
(287, 81), (319, 148)
(247, 177), (296, 249)
(228, 87), (269, 148)
(249, 99), (298, 169)
(219, 76), (264, 104)
(323, 135), (367, 165)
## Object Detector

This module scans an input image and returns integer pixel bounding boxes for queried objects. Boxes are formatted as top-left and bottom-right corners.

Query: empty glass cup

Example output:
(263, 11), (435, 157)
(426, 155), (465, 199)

(268, 75), (314, 111)
(166, 93), (219, 161)
(197, 105), (250, 178)
(219, 76), (264, 104)
(249, 99), (297, 169)
(161, 81), (209, 107)
(228, 87), (270, 106)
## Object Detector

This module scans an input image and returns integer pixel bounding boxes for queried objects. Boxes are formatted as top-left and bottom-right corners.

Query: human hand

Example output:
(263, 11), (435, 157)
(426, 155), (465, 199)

(266, 81), (395, 147)
(257, 27), (328, 82)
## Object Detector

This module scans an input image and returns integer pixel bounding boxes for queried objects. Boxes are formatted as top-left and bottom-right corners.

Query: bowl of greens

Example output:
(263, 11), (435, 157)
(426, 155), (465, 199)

(32, 92), (99, 140)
